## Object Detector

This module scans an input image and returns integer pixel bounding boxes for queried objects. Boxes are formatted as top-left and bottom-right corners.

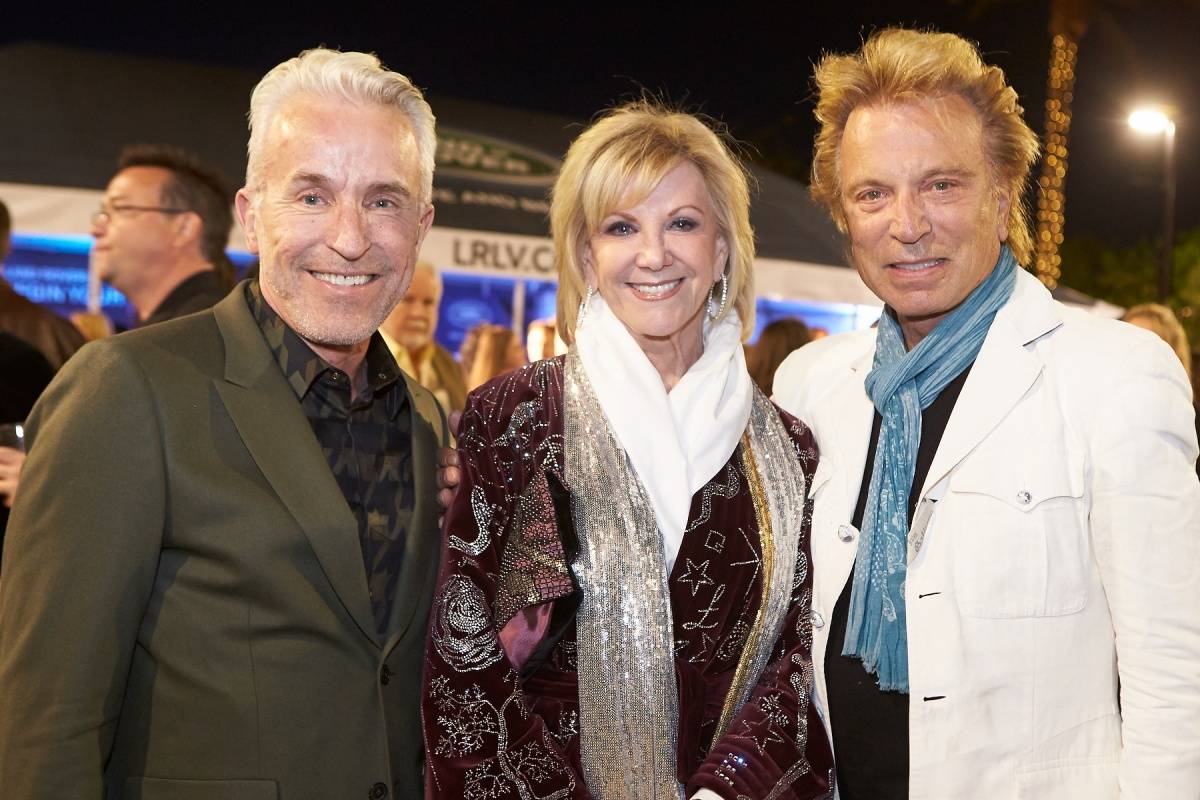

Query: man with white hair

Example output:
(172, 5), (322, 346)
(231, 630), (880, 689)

(0, 48), (446, 800)
(380, 260), (467, 416)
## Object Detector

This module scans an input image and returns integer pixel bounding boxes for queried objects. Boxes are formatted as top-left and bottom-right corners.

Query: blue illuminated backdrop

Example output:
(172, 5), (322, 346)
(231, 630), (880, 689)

(7, 234), (254, 330)
(6, 234), (876, 349)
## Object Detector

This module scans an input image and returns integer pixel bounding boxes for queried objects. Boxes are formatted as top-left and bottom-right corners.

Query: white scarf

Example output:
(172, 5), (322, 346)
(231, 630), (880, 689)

(574, 293), (753, 572)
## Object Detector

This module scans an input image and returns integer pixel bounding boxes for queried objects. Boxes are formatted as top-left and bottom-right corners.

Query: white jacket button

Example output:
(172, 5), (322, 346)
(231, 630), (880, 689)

(811, 609), (825, 629)
(837, 524), (857, 542)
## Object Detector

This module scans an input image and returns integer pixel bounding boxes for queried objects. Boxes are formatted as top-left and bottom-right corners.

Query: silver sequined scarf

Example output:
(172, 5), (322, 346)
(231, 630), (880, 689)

(564, 350), (807, 799)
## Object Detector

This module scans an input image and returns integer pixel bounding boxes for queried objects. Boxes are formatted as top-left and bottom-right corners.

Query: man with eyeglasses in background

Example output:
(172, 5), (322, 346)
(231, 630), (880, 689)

(91, 143), (234, 326)
(0, 147), (237, 530)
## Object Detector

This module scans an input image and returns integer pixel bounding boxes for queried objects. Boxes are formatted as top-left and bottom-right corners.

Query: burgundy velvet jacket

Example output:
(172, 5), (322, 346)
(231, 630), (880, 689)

(422, 358), (834, 799)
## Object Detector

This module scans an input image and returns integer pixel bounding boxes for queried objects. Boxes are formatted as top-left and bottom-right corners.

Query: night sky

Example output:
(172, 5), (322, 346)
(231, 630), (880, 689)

(8, 1), (1199, 248)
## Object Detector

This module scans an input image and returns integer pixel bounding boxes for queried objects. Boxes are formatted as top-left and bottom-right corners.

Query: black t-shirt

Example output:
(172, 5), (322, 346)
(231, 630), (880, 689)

(825, 363), (972, 800)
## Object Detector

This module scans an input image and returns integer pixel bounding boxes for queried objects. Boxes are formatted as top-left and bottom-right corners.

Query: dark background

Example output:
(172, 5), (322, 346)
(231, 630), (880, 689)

(6, 1), (1198, 248)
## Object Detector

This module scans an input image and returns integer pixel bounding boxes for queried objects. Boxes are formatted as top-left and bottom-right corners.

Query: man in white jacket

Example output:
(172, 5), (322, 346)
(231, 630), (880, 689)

(773, 28), (1200, 800)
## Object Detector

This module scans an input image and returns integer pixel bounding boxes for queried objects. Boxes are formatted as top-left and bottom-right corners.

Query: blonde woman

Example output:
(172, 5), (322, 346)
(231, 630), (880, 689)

(422, 102), (833, 800)
(459, 322), (527, 391)
(1122, 302), (1192, 380)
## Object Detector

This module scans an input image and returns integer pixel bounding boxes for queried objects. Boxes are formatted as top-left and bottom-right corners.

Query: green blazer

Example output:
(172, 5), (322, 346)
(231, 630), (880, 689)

(0, 285), (448, 800)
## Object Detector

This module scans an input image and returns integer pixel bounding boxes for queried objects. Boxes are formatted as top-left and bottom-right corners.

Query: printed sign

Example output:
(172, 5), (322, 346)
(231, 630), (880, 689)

(436, 127), (561, 186)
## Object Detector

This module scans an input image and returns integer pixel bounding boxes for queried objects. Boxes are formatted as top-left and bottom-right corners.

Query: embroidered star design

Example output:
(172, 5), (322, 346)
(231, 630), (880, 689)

(758, 692), (789, 729)
(740, 715), (788, 755)
(677, 558), (716, 597)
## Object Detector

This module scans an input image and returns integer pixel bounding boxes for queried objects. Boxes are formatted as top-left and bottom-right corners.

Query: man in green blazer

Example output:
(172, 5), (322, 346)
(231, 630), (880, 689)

(0, 48), (444, 800)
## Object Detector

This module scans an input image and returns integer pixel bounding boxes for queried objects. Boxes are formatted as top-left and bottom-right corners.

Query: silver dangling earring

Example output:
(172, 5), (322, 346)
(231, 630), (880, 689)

(708, 272), (729, 319)
(577, 285), (596, 328)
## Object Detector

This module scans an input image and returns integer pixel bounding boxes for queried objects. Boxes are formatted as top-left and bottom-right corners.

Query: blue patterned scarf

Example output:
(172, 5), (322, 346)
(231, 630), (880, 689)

(842, 246), (1017, 692)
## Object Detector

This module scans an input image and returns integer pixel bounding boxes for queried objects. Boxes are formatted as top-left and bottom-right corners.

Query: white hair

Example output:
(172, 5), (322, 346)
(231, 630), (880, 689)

(413, 260), (444, 297)
(245, 48), (436, 203)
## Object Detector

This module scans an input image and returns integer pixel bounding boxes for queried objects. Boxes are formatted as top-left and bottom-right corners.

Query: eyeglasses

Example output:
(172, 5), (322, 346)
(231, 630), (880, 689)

(92, 203), (189, 226)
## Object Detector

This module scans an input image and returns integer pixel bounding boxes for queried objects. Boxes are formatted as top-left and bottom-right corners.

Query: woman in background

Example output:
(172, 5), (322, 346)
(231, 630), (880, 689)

(1121, 303), (1192, 381)
(747, 318), (811, 396)
(459, 322), (527, 391)
(1121, 302), (1197, 475)
(526, 318), (564, 362)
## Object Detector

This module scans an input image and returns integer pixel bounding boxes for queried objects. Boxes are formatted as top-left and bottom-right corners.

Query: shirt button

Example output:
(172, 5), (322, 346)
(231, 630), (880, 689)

(369, 782), (388, 799)
(837, 524), (857, 542)
(380, 665), (392, 686)
(811, 609), (825, 629)
(1016, 490), (1032, 505)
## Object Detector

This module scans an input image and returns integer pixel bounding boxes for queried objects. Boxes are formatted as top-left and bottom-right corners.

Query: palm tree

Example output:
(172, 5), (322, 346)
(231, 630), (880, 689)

(1033, 0), (1093, 289)
(958, 0), (1142, 287)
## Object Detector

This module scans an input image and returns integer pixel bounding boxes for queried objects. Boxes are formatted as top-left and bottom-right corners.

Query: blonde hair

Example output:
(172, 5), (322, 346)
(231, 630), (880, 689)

(245, 48), (436, 203)
(810, 28), (1041, 265)
(1122, 303), (1193, 380)
(460, 323), (524, 391)
(550, 100), (756, 343)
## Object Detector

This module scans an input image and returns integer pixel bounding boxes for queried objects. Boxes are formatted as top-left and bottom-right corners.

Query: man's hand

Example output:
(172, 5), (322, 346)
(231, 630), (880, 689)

(0, 446), (26, 508)
(437, 448), (462, 512)
(436, 410), (464, 522)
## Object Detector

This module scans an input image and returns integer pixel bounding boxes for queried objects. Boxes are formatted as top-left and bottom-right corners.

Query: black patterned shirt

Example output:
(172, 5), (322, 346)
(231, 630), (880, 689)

(246, 281), (414, 635)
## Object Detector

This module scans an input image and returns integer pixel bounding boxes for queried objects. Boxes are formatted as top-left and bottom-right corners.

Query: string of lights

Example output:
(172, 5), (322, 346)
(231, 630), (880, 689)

(1034, 34), (1078, 289)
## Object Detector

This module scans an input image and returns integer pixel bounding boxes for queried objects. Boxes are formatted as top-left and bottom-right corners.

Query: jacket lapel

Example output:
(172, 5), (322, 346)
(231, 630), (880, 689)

(808, 342), (877, 615)
(211, 287), (380, 648)
(820, 346), (877, 522)
(382, 373), (445, 653)
(918, 271), (1063, 498)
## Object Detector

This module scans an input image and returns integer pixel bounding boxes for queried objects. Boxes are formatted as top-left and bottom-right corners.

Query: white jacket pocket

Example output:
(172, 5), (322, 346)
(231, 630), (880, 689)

(947, 444), (1088, 619)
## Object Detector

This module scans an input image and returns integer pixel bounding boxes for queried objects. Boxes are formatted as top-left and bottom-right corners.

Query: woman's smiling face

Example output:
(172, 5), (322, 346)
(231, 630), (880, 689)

(582, 160), (728, 356)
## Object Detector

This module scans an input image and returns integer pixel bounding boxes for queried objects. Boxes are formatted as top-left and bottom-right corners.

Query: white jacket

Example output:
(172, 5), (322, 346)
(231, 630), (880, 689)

(773, 270), (1200, 800)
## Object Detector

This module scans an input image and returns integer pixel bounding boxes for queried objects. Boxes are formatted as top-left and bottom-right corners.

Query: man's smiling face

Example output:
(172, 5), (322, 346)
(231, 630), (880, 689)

(238, 94), (433, 352)
(839, 94), (1010, 347)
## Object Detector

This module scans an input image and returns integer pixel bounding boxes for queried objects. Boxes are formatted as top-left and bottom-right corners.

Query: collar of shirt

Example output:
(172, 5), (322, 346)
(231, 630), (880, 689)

(244, 280), (406, 418)
(142, 270), (228, 327)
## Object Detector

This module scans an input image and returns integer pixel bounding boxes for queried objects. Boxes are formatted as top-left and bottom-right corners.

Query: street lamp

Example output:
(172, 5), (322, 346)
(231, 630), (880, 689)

(1128, 108), (1177, 302)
